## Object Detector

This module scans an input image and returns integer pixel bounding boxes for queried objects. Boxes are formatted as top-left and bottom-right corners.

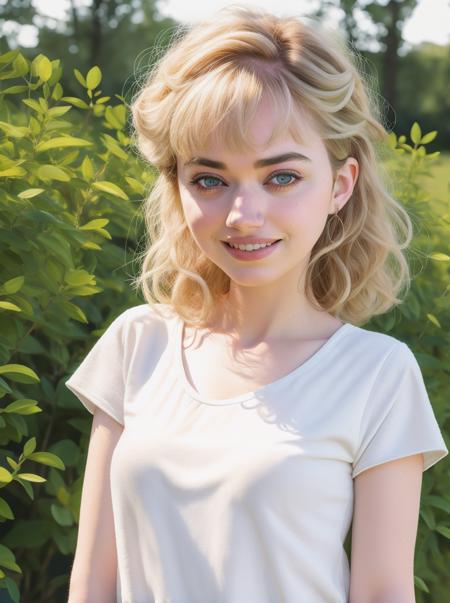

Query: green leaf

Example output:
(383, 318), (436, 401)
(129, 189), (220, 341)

(13, 53), (29, 77)
(6, 458), (18, 471)
(0, 497), (14, 520)
(52, 503), (73, 527)
(0, 468), (13, 484)
(410, 122), (421, 145)
(4, 399), (40, 414)
(74, 68), (87, 88)
(80, 155), (94, 180)
(424, 495), (450, 515)
(22, 98), (43, 113)
(1, 276), (24, 294)
(93, 180), (129, 200)
(104, 105), (126, 130)
(24, 437), (36, 456)
(414, 575), (429, 593)
(64, 269), (96, 287)
(51, 82), (63, 101)
(81, 241), (102, 251)
(30, 54), (43, 76)
(60, 300), (88, 323)
(0, 50), (20, 65)
(0, 121), (29, 138)
(101, 133), (128, 160)
(15, 473), (46, 483)
(94, 228), (112, 240)
(37, 231), (73, 267)
(60, 149), (79, 166)
(1, 84), (28, 94)
(37, 56), (52, 82)
(435, 525), (450, 539)
(47, 106), (71, 118)
(86, 66), (102, 90)
(0, 166), (27, 178)
(60, 96), (89, 109)
(17, 188), (45, 199)
(426, 313), (441, 328)
(79, 218), (110, 231)
(0, 364), (40, 384)
(0, 301), (21, 312)
(420, 130), (437, 145)
(28, 452), (65, 470)
(51, 504), (73, 526)
(37, 164), (70, 182)
(125, 176), (145, 195)
(36, 136), (93, 152)
(67, 285), (102, 296)
(430, 253), (450, 261)
(0, 543), (20, 573)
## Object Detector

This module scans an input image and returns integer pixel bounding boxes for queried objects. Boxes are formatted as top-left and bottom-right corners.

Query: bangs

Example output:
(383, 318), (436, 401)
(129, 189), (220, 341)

(169, 62), (311, 160)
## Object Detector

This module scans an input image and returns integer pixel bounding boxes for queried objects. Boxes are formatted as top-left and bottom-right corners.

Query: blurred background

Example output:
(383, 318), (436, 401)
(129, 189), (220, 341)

(1, 0), (449, 191)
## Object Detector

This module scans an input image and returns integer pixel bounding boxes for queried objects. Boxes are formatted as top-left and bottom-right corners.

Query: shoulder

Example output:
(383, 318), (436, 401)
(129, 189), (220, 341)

(345, 324), (413, 363)
(116, 302), (178, 343)
(120, 302), (176, 324)
(340, 325), (422, 388)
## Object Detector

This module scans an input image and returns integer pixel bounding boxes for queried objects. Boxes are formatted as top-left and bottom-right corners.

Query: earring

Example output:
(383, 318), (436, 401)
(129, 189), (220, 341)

(325, 202), (344, 239)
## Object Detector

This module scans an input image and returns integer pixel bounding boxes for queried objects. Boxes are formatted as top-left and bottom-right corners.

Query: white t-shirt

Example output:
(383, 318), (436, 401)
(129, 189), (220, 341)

(65, 302), (448, 603)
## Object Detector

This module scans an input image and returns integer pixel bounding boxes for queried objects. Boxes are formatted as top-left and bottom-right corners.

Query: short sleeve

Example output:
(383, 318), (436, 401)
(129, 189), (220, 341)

(352, 342), (448, 479)
(65, 309), (129, 426)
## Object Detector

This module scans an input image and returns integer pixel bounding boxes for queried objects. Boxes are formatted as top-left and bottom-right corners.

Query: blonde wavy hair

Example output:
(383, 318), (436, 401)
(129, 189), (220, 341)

(130, 4), (413, 328)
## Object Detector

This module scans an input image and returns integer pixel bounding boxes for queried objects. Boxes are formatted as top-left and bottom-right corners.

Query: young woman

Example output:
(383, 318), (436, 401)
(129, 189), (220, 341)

(66, 6), (448, 602)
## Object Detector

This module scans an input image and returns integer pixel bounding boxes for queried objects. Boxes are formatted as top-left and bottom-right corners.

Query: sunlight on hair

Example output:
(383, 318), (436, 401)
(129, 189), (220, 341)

(129, 5), (413, 328)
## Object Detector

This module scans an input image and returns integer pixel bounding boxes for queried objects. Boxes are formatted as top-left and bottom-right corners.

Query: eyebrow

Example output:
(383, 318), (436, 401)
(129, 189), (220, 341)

(184, 152), (312, 169)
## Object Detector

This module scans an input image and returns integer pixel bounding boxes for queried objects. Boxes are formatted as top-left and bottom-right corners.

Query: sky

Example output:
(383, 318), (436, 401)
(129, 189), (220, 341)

(12, 0), (450, 50)
(157, 0), (450, 47)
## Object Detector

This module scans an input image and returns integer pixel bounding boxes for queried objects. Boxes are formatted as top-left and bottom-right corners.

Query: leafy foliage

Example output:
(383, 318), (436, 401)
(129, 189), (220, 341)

(0, 49), (150, 602)
(0, 49), (448, 602)
(366, 123), (450, 602)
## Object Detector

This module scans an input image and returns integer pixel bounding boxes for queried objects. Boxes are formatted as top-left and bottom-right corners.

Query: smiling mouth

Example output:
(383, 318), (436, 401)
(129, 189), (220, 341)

(224, 240), (281, 249)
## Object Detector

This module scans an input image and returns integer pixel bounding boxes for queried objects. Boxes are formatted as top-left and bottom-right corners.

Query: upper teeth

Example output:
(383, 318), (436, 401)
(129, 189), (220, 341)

(228, 241), (277, 250)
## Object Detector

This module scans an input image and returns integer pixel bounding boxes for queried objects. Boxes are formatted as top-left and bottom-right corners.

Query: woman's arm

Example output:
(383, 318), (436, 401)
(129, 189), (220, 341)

(349, 453), (423, 603)
(67, 407), (123, 603)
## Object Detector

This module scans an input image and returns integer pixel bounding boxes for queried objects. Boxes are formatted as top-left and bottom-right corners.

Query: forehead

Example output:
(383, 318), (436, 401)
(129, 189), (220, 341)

(169, 59), (326, 162)
(177, 95), (323, 165)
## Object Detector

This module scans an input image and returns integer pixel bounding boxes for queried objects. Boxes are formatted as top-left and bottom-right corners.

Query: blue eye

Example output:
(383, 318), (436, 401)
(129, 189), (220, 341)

(270, 173), (296, 186)
(189, 171), (302, 193)
(266, 171), (303, 190)
(191, 175), (223, 189)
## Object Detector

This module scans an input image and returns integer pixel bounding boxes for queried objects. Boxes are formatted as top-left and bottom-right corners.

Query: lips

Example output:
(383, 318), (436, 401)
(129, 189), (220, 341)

(221, 239), (282, 260)
(224, 239), (281, 248)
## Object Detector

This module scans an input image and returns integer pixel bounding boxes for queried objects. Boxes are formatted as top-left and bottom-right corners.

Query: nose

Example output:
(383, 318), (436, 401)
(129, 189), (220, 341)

(225, 188), (264, 229)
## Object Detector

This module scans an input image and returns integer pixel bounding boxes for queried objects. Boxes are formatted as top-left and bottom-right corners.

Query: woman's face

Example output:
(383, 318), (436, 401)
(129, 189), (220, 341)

(176, 99), (358, 290)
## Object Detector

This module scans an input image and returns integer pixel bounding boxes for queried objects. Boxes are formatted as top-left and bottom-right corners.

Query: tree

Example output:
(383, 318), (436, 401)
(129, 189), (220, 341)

(310, 0), (418, 121)
(0, 0), (179, 99)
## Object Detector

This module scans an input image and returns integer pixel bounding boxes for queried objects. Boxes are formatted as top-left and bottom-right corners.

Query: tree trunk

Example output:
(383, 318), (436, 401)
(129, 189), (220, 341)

(90, 0), (103, 67)
(383, 0), (401, 110)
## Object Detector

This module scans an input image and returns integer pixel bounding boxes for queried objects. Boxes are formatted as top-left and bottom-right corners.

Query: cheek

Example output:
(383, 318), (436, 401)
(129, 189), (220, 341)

(180, 193), (222, 242)
(282, 182), (331, 236)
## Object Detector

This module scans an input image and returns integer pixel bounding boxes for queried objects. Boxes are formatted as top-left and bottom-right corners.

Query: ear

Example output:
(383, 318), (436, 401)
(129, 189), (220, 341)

(329, 157), (359, 214)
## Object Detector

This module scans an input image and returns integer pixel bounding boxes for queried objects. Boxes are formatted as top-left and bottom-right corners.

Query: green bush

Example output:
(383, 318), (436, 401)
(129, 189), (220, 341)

(0, 49), (150, 602)
(0, 49), (448, 602)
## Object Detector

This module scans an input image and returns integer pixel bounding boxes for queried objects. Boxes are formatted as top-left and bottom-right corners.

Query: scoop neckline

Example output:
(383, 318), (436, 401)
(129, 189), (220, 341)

(174, 314), (353, 406)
